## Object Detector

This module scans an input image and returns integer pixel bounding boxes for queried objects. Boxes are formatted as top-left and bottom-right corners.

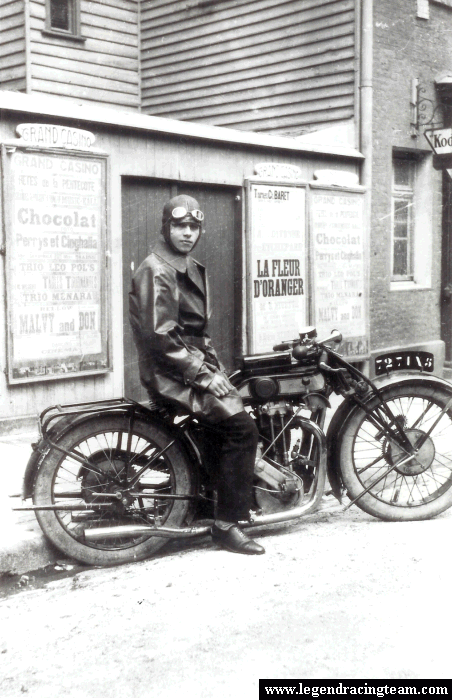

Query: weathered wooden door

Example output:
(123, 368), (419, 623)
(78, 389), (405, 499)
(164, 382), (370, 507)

(122, 179), (242, 401)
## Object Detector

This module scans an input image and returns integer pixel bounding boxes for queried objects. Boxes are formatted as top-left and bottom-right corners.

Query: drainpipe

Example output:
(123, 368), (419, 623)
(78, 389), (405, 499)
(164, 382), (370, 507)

(360, 0), (373, 191)
(360, 0), (373, 364)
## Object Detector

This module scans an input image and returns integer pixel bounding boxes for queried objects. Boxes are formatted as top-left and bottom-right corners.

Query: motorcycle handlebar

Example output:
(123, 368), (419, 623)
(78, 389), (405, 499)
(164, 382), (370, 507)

(272, 329), (342, 353)
(319, 329), (343, 346)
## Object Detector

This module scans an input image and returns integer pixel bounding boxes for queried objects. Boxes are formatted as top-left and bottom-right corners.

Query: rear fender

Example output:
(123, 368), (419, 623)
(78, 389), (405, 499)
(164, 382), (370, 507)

(22, 404), (201, 500)
(23, 412), (89, 500)
(326, 372), (452, 500)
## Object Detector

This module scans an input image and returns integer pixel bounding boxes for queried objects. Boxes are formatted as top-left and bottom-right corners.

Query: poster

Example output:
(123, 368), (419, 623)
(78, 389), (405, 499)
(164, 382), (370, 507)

(248, 183), (307, 353)
(311, 188), (368, 356)
(7, 151), (108, 382)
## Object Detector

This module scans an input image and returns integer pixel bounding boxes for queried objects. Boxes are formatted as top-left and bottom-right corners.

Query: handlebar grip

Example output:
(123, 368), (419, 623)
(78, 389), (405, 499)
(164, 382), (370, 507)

(319, 329), (342, 346)
(273, 342), (292, 352)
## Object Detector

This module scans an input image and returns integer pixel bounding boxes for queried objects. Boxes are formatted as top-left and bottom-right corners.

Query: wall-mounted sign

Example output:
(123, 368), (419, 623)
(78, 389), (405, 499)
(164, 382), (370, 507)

(247, 183), (307, 353)
(425, 128), (452, 154)
(310, 188), (368, 357)
(6, 150), (109, 382)
(254, 163), (303, 180)
(16, 124), (95, 150)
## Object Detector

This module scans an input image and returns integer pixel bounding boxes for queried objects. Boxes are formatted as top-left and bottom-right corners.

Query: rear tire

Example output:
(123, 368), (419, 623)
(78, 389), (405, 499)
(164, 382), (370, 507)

(339, 382), (452, 521)
(33, 414), (195, 565)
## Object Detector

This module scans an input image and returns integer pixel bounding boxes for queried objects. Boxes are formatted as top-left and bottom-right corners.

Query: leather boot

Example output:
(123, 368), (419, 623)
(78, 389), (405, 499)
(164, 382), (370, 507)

(211, 524), (265, 555)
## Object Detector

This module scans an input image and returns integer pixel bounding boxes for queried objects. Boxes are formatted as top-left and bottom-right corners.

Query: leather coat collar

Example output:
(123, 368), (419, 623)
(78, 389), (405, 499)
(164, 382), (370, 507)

(152, 238), (204, 274)
(152, 238), (205, 296)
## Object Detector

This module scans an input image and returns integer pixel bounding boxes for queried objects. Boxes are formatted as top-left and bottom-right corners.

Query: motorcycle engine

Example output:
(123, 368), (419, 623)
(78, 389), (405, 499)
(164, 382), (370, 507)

(256, 401), (297, 465)
(254, 401), (307, 514)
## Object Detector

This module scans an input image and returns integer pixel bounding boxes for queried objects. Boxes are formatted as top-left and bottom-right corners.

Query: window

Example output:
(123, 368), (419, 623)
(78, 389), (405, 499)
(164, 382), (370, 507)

(45, 0), (80, 36)
(392, 156), (415, 280)
(390, 150), (433, 290)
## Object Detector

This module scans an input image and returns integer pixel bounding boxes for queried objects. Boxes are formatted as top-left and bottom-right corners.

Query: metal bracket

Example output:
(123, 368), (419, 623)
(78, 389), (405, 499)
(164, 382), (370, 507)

(411, 80), (447, 134)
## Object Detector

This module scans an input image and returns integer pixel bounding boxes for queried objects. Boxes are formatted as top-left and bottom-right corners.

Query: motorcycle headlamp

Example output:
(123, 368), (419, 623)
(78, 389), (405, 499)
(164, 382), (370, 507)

(171, 207), (204, 223)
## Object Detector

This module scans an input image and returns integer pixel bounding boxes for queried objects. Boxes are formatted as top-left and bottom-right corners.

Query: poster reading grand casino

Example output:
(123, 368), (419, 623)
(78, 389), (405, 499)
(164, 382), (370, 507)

(249, 184), (306, 353)
(8, 152), (107, 381)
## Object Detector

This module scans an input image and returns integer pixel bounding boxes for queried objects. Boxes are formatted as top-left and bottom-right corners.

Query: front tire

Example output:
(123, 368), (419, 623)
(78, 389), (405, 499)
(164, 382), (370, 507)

(33, 414), (195, 565)
(339, 382), (452, 520)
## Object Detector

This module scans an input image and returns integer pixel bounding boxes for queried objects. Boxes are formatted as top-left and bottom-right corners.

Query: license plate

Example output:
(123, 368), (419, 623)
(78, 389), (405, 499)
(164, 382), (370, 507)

(375, 351), (434, 376)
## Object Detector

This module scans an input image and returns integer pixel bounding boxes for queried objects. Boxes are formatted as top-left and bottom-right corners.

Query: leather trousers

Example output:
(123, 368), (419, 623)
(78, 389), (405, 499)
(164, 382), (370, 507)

(201, 411), (258, 522)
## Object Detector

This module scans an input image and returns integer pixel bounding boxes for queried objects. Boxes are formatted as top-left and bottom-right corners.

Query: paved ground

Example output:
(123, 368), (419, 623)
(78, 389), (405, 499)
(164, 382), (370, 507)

(1, 505), (451, 698)
(0, 429), (65, 576)
(1, 428), (451, 696)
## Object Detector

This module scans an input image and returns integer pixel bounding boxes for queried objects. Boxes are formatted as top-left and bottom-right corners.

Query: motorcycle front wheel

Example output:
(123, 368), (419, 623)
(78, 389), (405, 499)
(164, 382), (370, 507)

(33, 414), (195, 565)
(339, 382), (452, 520)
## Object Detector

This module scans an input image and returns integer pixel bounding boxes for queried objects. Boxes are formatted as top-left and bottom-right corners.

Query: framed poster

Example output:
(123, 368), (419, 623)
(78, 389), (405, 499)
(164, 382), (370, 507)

(246, 181), (307, 353)
(310, 186), (369, 358)
(4, 149), (110, 383)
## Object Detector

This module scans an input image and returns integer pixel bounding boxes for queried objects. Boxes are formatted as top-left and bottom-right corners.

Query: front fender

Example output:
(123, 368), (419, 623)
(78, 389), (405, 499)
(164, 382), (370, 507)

(371, 370), (452, 392)
(326, 371), (452, 499)
(326, 396), (355, 499)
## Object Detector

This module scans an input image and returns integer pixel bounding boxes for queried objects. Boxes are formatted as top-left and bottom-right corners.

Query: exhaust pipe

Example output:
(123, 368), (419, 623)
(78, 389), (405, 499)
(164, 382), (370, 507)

(84, 523), (212, 541)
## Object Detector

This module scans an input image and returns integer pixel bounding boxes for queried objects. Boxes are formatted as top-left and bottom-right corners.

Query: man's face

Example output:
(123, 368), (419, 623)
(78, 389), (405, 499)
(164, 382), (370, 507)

(169, 219), (200, 253)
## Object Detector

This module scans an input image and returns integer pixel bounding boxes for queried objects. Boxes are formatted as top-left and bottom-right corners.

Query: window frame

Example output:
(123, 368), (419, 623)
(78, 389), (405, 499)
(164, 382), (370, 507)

(391, 155), (416, 281)
(390, 149), (433, 291)
(44, 0), (82, 39)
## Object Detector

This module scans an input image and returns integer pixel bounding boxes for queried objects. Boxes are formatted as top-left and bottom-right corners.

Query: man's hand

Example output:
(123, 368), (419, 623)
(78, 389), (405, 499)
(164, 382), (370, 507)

(206, 372), (234, 398)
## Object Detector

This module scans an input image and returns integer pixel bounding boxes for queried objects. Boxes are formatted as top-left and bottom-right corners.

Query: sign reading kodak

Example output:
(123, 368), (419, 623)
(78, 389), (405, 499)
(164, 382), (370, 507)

(425, 128), (452, 154)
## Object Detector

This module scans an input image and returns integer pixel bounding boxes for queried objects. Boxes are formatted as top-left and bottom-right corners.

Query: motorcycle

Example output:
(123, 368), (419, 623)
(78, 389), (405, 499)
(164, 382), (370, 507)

(15, 327), (452, 566)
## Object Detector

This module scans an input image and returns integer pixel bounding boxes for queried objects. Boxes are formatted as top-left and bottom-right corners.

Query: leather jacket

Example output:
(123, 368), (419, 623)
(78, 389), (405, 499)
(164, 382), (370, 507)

(129, 238), (243, 423)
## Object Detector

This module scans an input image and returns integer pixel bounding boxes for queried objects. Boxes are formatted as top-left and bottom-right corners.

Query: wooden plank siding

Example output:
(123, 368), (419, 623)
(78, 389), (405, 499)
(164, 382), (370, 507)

(0, 0), (26, 91)
(27, 0), (140, 109)
(140, 0), (356, 136)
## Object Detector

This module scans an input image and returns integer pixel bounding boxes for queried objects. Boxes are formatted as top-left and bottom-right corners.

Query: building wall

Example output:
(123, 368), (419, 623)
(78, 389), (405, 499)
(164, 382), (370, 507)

(0, 99), (360, 427)
(140, 0), (356, 136)
(0, 0), (140, 109)
(370, 0), (452, 352)
(0, 0), (26, 92)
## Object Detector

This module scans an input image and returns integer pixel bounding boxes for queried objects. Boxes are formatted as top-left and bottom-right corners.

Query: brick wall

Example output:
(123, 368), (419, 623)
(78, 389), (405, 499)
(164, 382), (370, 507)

(370, 0), (452, 351)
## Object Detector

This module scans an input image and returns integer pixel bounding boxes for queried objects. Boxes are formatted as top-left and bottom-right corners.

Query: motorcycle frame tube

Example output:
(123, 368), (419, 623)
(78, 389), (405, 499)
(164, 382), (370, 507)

(84, 417), (327, 542)
(242, 417), (327, 527)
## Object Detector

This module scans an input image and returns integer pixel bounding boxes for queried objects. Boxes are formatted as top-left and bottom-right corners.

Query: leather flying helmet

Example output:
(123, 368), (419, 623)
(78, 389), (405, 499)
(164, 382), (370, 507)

(161, 194), (204, 253)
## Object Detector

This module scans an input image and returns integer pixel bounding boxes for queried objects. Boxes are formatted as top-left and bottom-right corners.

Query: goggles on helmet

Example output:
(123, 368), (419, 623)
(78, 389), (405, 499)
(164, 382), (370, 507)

(171, 207), (204, 223)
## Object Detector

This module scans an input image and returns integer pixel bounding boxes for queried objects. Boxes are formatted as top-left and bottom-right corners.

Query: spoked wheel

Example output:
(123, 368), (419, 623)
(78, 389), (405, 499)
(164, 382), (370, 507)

(339, 382), (452, 520)
(33, 415), (195, 565)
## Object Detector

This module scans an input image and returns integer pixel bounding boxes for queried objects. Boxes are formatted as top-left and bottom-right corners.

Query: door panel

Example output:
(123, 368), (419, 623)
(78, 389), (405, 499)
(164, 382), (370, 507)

(122, 179), (241, 401)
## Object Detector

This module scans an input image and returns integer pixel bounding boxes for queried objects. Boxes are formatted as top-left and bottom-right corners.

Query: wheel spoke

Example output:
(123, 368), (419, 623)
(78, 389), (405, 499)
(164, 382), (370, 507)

(346, 390), (452, 511)
(48, 426), (178, 551)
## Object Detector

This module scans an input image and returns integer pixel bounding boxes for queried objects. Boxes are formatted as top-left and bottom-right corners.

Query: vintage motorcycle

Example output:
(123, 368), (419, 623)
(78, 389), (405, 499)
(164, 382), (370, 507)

(16, 328), (452, 566)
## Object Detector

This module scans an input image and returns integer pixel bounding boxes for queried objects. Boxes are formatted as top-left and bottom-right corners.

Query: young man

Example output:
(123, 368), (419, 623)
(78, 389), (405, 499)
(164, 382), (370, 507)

(129, 194), (264, 555)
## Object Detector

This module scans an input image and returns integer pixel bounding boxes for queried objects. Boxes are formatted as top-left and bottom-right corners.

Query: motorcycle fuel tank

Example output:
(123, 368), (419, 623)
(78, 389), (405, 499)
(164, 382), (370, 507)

(237, 371), (325, 401)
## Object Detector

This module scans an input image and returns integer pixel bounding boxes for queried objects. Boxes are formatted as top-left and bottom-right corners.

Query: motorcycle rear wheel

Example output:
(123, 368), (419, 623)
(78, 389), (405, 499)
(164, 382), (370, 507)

(339, 382), (452, 520)
(33, 414), (195, 565)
